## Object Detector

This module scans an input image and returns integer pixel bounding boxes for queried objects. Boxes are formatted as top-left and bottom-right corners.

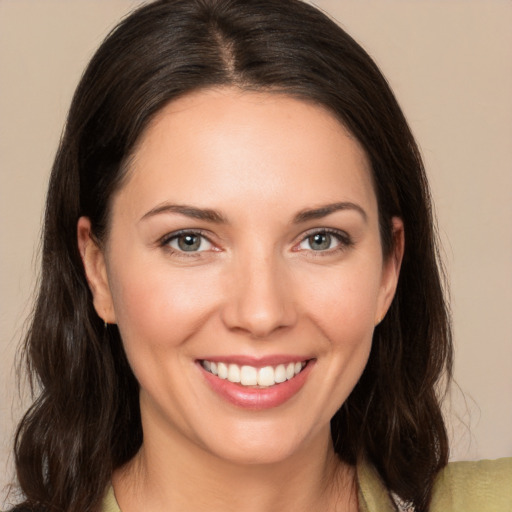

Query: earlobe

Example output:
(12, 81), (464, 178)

(376, 217), (404, 324)
(77, 217), (116, 324)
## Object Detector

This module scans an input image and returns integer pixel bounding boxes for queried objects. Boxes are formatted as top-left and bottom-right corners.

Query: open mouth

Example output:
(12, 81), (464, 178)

(200, 359), (309, 388)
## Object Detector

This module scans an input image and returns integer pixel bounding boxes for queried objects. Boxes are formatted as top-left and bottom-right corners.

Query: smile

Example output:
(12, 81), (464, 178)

(201, 360), (307, 387)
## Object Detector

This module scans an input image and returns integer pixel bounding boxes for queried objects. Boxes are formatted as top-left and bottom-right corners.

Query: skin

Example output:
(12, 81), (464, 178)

(78, 88), (404, 511)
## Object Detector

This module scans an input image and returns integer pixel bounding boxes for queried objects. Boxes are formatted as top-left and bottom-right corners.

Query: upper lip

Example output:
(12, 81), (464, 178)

(197, 355), (314, 367)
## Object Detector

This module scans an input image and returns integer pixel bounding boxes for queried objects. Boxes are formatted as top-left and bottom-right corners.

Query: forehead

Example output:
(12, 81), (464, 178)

(116, 87), (377, 221)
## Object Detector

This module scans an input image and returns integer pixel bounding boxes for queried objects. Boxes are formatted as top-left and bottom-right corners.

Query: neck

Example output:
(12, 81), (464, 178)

(113, 422), (357, 512)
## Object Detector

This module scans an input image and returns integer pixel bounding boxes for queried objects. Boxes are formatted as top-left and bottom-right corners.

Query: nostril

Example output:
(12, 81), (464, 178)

(221, 295), (297, 339)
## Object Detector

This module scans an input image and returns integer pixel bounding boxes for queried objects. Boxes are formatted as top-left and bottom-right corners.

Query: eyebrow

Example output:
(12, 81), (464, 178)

(293, 202), (367, 224)
(140, 203), (227, 223)
(139, 201), (367, 224)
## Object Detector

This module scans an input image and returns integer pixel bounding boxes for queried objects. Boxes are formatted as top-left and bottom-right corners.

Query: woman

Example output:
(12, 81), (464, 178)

(9, 0), (511, 511)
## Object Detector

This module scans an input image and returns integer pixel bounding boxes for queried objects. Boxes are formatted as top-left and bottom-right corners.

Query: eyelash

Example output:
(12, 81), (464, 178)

(294, 228), (354, 256)
(159, 228), (353, 257)
(159, 229), (215, 258)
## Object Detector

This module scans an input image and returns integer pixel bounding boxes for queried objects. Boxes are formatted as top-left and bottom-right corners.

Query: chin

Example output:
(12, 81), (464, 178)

(197, 417), (325, 467)
(208, 440), (300, 467)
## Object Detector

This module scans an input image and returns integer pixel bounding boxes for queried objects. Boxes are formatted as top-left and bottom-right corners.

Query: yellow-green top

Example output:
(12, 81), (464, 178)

(102, 457), (512, 512)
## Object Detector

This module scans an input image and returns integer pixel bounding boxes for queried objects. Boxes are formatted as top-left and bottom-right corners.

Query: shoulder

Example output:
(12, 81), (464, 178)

(357, 458), (512, 512)
(430, 457), (512, 511)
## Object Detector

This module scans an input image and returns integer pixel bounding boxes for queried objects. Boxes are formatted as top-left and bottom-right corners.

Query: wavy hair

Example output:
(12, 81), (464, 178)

(12, 1), (452, 510)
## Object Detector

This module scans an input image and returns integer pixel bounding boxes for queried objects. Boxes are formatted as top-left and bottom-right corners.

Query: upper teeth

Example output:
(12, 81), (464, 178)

(202, 360), (306, 387)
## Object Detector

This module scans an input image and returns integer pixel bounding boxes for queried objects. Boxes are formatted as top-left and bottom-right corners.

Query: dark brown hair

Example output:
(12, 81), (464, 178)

(12, 1), (452, 511)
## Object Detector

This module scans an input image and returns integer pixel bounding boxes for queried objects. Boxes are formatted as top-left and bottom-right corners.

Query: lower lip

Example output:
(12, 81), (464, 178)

(199, 361), (314, 410)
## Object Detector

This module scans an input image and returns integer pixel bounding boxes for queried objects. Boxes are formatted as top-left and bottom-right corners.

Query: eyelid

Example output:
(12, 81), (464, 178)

(159, 229), (217, 254)
(157, 227), (353, 257)
(293, 227), (353, 253)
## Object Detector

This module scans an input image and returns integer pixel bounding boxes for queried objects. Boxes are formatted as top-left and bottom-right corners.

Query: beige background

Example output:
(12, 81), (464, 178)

(1, 0), (511, 498)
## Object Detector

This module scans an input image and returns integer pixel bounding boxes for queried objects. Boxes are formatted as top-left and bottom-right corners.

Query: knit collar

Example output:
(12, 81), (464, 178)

(357, 460), (398, 512)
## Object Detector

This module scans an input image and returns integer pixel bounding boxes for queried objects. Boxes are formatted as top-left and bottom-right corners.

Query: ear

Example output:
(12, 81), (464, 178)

(376, 217), (404, 324)
(77, 217), (116, 324)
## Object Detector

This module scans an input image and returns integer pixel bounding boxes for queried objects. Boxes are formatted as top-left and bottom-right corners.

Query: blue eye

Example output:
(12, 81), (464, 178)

(297, 230), (350, 252)
(306, 232), (334, 251)
(165, 232), (213, 252)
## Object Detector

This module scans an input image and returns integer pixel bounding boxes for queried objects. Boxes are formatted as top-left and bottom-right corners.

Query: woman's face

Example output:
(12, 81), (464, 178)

(80, 88), (402, 465)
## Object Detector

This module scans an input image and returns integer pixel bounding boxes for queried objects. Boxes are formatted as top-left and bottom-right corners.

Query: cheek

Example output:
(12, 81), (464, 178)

(107, 259), (222, 355)
(311, 264), (380, 393)
(301, 261), (382, 341)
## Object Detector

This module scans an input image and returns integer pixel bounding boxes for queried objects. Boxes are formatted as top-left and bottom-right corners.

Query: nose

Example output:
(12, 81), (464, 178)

(220, 252), (298, 339)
